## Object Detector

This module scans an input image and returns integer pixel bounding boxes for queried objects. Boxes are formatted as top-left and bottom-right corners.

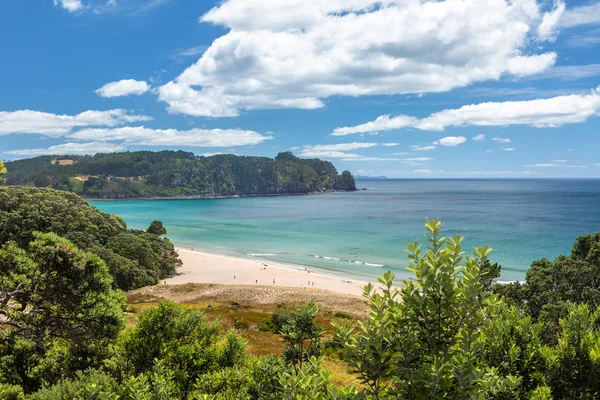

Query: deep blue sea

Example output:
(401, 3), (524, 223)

(91, 179), (600, 282)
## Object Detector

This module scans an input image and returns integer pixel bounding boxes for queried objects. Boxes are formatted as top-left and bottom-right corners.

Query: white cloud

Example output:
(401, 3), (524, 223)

(434, 136), (467, 147)
(70, 126), (273, 147)
(526, 163), (558, 167)
(159, 0), (557, 117)
(297, 142), (407, 161)
(493, 137), (512, 144)
(301, 142), (378, 152)
(472, 134), (486, 141)
(537, 1), (565, 41)
(5, 142), (126, 156)
(403, 157), (434, 162)
(96, 79), (150, 98)
(333, 86), (600, 135)
(559, 2), (600, 29)
(411, 145), (437, 151)
(504, 148), (516, 151)
(53, 0), (84, 12)
(0, 109), (151, 137)
(414, 169), (433, 174)
(552, 159), (567, 162)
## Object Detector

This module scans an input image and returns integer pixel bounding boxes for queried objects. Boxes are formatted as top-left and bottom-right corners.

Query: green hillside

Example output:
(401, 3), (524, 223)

(4, 151), (357, 199)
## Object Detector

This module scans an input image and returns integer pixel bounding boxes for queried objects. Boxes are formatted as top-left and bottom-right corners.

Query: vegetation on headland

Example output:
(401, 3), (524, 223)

(4, 151), (357, 199)
(0, 186), (181, 291)
(2, 198), (600, 399)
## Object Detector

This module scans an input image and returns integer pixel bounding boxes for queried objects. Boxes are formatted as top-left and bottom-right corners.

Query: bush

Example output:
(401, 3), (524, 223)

(258, 319), (276, 332)
(270, 311), (293, 334)
(334, 311), (352, 320)
(234, 319), (249, 330)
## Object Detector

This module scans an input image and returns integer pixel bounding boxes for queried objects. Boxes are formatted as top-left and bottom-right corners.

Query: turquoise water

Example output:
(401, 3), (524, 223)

(91, 179), (600, 282)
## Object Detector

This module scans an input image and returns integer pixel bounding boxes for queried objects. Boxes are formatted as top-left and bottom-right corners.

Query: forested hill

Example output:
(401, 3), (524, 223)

(4, 151), (357, 199)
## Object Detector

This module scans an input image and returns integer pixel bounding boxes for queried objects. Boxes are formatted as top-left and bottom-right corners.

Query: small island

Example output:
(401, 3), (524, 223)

(4, 150), (357, 199)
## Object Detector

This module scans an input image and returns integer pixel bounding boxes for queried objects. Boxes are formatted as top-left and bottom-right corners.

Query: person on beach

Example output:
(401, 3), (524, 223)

(273, 278), (275, 285)
(255, 279), (258, 284)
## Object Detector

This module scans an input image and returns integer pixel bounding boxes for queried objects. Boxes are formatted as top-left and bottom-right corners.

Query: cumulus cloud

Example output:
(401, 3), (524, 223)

(53, 0), (84, 12)
(493, 137), (512, 144)
(434, 136), (467, 147)
(69, 126), (273, 147)
(473, 134), (486, 141)
(159, 0), (558, 117)
(537, 1), (565, 41)
(96, 79), (150, 97)
(5, 142), (126, 156)
(333, 86), (600, 135)
(0, 109), (151, 137)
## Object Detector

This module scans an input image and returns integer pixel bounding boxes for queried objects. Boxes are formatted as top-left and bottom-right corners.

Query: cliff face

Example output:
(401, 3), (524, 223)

(5, 151), (357, 199)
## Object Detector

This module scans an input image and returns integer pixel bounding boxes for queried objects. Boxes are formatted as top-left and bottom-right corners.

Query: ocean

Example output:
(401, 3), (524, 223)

(91, 179), (600, 282)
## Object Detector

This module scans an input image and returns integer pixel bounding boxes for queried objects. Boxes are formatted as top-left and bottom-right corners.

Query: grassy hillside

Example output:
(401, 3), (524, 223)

(4, 151), (357, 199)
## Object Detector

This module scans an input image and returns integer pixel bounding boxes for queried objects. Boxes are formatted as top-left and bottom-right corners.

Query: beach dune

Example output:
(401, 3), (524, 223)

(165, 248), (370, 296)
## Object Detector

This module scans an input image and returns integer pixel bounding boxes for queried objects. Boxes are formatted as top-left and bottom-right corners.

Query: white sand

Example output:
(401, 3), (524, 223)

(164, 248), (373, 296)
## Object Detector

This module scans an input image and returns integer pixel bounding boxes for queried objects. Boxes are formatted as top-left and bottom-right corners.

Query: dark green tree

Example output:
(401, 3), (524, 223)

(0, 233), (126, 391)
(147, 220), (167, 235)
(280, 299), (324, 370)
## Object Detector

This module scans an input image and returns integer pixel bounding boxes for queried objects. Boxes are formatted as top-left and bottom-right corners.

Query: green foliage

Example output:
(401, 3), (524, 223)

(147, 220), (167, 235)
(112, 301), (246, 396)
(234, 319), (250, 330)
(258, 318), (276, 332)
(542, 304), (600, 398)
(0, 186), (181, 290)
(0, 161), (6, 183)
(280, 299), (324, 369)
(497, 231), (600, 344)
(333, 312), (352, 320)
(336, 219), (494, 399)
(4, 151), (357, 199)
(278, 357), (360, 400)
(0, 233), (126, 392)
(270, 311), (293, 334)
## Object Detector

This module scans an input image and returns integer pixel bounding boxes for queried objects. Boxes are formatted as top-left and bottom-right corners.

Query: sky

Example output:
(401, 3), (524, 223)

(0, 0), (599, 178)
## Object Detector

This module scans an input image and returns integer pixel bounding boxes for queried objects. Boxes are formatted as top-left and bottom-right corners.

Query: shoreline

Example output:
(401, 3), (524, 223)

(86, 188), (361, 201)
(165, 247), (375, 296)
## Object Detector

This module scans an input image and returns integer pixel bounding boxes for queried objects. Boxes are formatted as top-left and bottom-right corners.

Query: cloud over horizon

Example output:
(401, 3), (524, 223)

(158, 0), (559, 117)
(333, 86), (600, 135)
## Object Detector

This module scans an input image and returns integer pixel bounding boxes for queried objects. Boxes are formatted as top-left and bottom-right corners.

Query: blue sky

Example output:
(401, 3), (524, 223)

(1, 0), (599, 178)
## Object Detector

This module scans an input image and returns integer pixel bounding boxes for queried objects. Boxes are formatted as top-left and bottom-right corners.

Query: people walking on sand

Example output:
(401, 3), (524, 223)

(273, 278), (275, 285)
(256, 279), (258, 284)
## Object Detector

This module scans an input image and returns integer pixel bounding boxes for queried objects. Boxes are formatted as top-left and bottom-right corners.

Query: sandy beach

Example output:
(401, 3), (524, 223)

(164, 248), (373, 296)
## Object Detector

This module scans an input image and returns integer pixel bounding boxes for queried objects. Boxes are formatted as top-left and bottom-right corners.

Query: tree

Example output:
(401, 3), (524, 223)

(336, 219), (494, 399)
(113, 301), (246, 397)
(0, 186), (181, 291)
(496, 231), (600, 344)
(0, 161), (6, 183)
(0, 233), (126, 391)
(280, 299), (324, 370)
(147, 220), (167, 236)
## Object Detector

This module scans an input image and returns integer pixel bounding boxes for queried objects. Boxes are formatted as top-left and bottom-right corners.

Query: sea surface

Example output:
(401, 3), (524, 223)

(91, 179), (600, 282)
